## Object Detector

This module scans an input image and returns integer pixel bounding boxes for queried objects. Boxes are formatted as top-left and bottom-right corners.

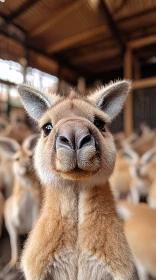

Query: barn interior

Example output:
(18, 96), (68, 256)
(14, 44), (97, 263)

(0, 0), (156, 279)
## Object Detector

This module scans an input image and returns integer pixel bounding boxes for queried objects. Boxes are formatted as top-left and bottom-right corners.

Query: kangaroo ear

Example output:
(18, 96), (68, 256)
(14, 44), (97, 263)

(88, 80), (131, 121)
(141, 147), (156, 164)
(122, 148), (139, 165)
(18, 85), (51, 121)
(23, 134), (39, 152)
(0, 137), (20, 158)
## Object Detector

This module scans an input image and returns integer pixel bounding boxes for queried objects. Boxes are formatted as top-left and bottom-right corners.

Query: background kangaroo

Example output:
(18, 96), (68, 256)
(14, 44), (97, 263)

(117, 201), (156, 280)
(18, 80), (134, 280)
(0, 135), (42, 275)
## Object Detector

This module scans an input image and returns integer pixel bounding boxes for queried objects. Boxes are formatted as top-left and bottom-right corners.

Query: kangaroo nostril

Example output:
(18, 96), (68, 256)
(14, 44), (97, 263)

(78, 134), (92, 150)
(59, 136), (70, 145)
(57, 135), (73, 149)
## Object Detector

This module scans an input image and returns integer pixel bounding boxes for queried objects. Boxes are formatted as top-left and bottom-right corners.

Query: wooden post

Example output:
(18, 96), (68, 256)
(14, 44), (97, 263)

(124, 48), (133, 136)
(20, 57), (28, 83)
(134, 58), (140, 80)
(77, 77), (86, 95)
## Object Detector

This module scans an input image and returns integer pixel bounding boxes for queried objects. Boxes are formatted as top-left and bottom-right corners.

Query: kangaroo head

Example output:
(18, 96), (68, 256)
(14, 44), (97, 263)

(123, 146), (156, 178)
(139, 147), (156, 176)
(0, 135), (38, 177)
(18, 80), (130, 185)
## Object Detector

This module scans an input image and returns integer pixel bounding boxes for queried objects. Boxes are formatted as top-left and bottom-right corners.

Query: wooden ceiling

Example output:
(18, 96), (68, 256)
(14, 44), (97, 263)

(0, 0), (156, 85)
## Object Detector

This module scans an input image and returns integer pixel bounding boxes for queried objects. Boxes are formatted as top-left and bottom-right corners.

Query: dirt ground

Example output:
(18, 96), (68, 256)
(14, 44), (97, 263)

(0, 229), (155, 280)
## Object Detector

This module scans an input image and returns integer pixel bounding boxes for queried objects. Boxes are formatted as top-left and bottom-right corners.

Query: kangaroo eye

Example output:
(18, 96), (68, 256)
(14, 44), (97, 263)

(42, 123), (53, 137)
(15, 157), (19, 161)
(94, 117), (106, 132)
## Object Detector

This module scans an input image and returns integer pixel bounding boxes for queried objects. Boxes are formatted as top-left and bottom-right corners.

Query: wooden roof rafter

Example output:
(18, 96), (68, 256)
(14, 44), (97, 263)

(99, 0), (125, 53)
(29, 0), (77, 38)
(8, 0), (41, 21)
(0, 17), (90, 83)
(46, 25), (108, 54)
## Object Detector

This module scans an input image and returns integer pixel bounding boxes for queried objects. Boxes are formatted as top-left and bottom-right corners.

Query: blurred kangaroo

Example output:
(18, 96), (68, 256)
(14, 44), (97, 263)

(123, 124), (156, 156)
(117, 201), (156, 280)
(17, 80), (134, 280)
(110, 150), (131, 201)
(1, 108), (32, 144)
(0, 135), (42, 274)
(123, 146), (156, 203)
(0, 191), (4, 237)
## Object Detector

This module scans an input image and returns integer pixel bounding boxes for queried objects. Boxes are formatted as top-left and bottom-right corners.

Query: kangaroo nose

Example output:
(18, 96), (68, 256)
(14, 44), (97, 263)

(56, 131), (95, 151)
(24, 163), (31, 170)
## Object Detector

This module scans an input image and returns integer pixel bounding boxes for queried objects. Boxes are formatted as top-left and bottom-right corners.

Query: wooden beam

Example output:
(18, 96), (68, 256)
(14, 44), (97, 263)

(124, 48), (133, 136)
(8, 0), (41, 21)
(128, 35), (156, 50)
(134, 58), (140, 80)
(47, 25), (108, 53)
(0, 23), (88, 82)
(70, 48), (120, 65)
(132, 77), (156, 89)
(100, 0), (125, 52)
(119, 7), (156, 23)
(0, 79), (16, 87)
(77, 77), (86, 95)
(0, 12), (25, 33)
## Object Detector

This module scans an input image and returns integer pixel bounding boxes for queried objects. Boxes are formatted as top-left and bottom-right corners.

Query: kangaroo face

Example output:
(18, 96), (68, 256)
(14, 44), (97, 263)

(13, 148), (33, 176)
(18, 80), (131, 186)
(35, 96), (116, 182)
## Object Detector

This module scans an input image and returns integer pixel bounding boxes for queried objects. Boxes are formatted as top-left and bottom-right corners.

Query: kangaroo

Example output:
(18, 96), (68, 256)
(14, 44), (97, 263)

(18, 80), (134, 280)
(0, 135), (42, 275)
(122, 146), (156, 203)
(117, 201), (156, 280)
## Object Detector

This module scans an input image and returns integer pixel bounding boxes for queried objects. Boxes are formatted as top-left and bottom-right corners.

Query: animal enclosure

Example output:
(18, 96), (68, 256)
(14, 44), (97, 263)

(0, 1), (156, 280)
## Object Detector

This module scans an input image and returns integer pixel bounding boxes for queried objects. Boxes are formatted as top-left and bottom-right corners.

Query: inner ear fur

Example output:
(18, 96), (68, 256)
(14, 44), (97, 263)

(88, 80), (131, 121)
(141, 147), (156, 164)
(22, 134), (39, 152)
(122, 148), (139, 164)
(18, 85), (52, 122)
(0, 137), (20, 158)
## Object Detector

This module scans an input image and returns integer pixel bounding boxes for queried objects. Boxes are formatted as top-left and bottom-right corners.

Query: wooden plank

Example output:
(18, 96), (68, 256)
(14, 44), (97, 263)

(71, 48), (120, 65)
(100, 0), (125, 52)
(132, 77), (156, 89)
(124, 48), (133, 136)
(31, 0), (85, 38)
(8, 0), (40, 21)
(134, 58), (140, 80)
(128, 35), (156, 49)
(77, 77), (86, 95)
(29, 0), (75, 37)
(0, 79), (16, 87)
(46, 25), (108, 53)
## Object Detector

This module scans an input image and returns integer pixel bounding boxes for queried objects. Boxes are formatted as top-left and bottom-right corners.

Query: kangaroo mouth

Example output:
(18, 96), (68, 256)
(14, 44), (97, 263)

(57, 167), (99, 180)
(55, 144), (100, 175)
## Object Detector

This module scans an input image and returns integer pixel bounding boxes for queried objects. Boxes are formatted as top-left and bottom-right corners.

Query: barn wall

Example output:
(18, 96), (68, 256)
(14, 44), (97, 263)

(109, 86), (156, 134)
(110, 112), (124, 133)
(133, 87), (156, 131)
